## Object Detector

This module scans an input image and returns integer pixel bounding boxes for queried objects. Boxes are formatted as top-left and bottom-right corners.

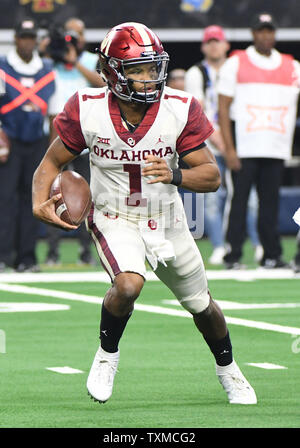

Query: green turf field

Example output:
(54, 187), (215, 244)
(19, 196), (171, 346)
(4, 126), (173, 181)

(0, 237), (299, 428)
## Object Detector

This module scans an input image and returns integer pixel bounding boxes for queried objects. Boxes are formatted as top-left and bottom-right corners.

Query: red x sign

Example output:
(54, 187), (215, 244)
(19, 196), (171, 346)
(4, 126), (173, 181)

(0, 70), (55, 115)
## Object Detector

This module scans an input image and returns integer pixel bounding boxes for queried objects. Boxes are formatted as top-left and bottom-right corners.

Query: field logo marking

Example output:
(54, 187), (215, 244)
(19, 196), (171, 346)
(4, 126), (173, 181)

(291, 335), (300, 354)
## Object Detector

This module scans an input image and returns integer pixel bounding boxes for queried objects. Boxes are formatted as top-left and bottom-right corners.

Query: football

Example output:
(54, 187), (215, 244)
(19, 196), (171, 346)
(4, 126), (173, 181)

(50, 170), (92, 226)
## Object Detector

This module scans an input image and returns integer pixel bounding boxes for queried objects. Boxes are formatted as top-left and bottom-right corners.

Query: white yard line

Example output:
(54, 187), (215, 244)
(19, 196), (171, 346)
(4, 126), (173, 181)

(223, 316), (300, 335)
(0, 283), (103, 304)
(0, 302), (70, 312)
(0, 268), (299, 283)
(0, 271), (124, 283)
(0, 283), (300, 336)
(163, 299), (300, 310)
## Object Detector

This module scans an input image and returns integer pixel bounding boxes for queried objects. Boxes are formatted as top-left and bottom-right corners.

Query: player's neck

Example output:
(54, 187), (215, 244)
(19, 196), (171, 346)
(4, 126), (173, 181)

(117, 98), (148, 126)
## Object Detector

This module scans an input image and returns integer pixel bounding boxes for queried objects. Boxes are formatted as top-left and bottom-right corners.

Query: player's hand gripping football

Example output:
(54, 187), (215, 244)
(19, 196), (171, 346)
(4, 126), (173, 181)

(33, 194), (78, 231)
(142, 155), (173, 184)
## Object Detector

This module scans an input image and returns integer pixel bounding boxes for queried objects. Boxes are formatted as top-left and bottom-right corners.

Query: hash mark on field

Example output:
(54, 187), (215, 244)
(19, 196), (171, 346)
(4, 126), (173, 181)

(246, 363), (288, 370)
(46, 367), (84, 374)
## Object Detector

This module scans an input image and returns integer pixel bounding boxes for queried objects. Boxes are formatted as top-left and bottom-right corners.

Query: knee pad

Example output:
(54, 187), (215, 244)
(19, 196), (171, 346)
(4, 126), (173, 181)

(178, 289), (210, 314)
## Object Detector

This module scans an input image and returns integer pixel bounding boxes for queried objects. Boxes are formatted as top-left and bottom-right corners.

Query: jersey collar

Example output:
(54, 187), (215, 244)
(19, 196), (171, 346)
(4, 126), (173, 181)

(108, 91), (161, 147)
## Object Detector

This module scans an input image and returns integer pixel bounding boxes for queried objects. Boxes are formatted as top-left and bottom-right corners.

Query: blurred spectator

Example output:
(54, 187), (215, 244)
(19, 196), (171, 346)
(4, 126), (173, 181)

(185, 25), (262, 265)
(291, 209), (300, 272)
(166, 68), (186, 90)
(291, 231), (300, 273)
(45, 17), (105, 265)
(218, 12), (300, 269)
(0, 18), (55, 272)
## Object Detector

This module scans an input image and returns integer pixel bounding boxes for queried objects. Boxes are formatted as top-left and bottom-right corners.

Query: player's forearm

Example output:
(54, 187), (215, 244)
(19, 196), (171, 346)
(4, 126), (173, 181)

(33, 137), (78, 215)
(180, 164), (220, 193)
(32, 157), (61, 213)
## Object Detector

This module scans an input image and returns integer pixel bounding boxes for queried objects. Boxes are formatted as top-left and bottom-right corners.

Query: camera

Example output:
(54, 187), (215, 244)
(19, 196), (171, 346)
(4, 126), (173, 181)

(47, 26), (79, 63)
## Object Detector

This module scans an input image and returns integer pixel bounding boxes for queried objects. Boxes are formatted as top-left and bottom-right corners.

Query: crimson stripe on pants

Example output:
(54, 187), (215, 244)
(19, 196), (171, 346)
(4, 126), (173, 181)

(87, 204), (121, 279)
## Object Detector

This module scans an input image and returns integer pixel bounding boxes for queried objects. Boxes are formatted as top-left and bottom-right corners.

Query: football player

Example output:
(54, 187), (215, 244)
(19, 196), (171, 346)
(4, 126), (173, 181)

(32, 22), (257, 405)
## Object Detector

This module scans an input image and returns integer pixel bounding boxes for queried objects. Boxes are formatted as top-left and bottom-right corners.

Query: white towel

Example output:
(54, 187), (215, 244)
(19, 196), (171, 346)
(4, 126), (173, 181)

(293, 207), (300, 226)
(138, 216), (176, 270)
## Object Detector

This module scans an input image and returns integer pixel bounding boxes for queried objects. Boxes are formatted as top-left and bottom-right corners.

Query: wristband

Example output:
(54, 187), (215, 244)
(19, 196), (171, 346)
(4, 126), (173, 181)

(170, 168), (182, 186)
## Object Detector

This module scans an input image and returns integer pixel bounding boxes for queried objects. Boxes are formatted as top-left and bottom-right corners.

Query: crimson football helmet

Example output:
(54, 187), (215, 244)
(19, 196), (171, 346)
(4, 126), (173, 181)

(98, 22), (169, 103)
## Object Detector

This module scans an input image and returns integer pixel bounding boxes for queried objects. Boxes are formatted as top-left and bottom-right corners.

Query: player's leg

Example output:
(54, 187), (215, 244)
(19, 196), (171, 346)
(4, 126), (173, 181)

(86, 208), (146, 402)
(191, 296), (256, 404)
(155, 218), (231, 363)
(87, 271), (144, 403)
(155, 206), (257, 404)
(100, 271), (144, 349)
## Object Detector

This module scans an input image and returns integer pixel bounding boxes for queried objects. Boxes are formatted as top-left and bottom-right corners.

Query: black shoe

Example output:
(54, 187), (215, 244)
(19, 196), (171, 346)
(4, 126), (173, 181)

(290, 260), (300, 273)
(45, 255), (60, 266)
(78, 252), (96, 265)
(260, 258), (288, 269)
(0, 262), (7, 272)
(224, 261), (246, 270)
(16, 263), (41, 273)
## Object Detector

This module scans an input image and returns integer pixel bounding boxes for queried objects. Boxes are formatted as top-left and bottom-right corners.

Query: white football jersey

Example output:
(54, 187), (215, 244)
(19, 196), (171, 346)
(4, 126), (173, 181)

(54, 85), (213, 220)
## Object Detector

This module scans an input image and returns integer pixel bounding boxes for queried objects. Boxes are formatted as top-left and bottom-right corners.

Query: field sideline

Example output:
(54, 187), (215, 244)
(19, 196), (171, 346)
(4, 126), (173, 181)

(0, 237), (299, 428)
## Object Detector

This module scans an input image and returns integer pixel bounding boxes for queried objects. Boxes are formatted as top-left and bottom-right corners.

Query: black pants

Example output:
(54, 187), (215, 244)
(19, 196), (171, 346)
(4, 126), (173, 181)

(0, 138), (45, 267)
(224, 158), (284, 263)
(46, 153), (92, 258)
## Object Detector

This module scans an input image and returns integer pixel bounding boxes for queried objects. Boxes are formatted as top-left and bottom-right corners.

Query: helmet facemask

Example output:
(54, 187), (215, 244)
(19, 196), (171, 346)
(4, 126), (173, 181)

(100, 51), (169, 104)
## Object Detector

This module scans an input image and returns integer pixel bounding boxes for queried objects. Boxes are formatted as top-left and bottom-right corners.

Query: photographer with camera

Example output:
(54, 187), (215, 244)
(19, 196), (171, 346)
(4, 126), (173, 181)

(45, 17), (105, 266)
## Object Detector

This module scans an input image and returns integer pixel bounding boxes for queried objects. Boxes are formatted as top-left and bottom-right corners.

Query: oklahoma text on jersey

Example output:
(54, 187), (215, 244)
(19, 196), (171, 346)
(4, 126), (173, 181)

(54, 85), (213, 220)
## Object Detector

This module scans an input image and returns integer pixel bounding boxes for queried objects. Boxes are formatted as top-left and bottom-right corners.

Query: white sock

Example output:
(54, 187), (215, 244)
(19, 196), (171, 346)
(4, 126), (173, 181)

(215, 360), (236, 375)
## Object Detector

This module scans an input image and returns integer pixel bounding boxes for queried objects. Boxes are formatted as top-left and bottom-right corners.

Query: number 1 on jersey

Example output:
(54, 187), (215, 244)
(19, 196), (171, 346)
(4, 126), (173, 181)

(123, 164), (147, 207)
